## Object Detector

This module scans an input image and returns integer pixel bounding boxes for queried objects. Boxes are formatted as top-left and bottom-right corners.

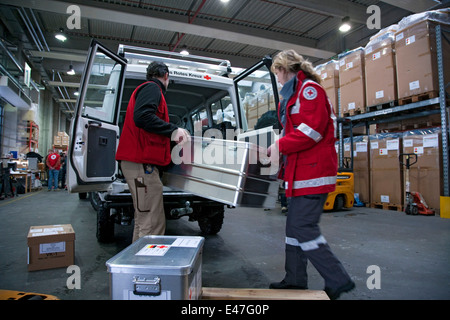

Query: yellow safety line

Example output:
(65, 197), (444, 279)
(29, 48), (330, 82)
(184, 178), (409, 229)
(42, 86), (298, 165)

(0, 189), (44, 207)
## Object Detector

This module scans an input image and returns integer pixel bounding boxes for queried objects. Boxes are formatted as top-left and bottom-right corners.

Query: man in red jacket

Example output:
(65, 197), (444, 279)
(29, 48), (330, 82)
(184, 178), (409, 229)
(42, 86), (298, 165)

(116, 61), (190, 242)
(268, 50), (354, 300)
(46, 149), (61, 191)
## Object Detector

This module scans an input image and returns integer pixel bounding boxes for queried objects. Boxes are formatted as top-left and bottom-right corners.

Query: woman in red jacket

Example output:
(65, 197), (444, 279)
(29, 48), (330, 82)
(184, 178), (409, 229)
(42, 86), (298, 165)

(268, 50), (354, 300)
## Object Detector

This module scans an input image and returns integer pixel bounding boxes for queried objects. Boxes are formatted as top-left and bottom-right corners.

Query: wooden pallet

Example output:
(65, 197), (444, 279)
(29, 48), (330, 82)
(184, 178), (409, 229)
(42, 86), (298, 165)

(398, 91), (438, 106)
(201, 287), (329, 300)
(343, 108), (364, 117)
(370, 202), (403, 212)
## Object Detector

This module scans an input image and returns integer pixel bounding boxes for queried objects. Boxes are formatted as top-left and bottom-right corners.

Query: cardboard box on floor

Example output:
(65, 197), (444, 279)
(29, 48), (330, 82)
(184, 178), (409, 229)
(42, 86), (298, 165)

(369, 133), (403, 207)
(27, 224), (75, 271)
(402, 128), (442, 214)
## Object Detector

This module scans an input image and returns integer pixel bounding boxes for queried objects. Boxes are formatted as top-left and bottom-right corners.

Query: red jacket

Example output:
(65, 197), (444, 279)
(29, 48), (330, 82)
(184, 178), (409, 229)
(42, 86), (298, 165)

(115, 81), (171, 166)
(277, 71), (337, 197)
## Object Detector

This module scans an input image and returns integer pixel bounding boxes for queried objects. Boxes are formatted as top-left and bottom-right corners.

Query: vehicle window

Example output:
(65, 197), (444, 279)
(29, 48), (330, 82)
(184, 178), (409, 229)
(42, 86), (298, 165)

(211, 96), (235, 126)
(81, 52), (122, 124)
(236, 65), (277, 131)
(192, 108), (208, 133)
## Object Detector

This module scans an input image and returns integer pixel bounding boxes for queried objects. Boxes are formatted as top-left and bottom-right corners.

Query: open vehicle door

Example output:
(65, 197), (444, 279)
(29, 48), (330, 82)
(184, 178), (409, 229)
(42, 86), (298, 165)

(68, 39), (127, 193)
(234, 56), (280, 148)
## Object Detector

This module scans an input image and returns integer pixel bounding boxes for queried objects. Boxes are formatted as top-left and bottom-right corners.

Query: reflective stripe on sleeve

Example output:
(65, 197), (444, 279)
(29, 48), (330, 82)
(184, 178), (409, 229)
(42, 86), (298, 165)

(297, 123), (323, 142)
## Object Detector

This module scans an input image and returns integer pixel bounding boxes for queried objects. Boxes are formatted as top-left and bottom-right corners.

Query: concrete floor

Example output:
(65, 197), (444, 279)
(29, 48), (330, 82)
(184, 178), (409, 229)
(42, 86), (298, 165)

(0, 189), (449, 300)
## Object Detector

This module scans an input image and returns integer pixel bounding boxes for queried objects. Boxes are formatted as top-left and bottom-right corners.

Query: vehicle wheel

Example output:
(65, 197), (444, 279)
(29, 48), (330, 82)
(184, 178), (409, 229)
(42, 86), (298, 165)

(89, 192), (102, 211)
(333, 195), (344, 211)
(411, 205), (419, 216)
(78, 192), (87, 200)
(197, 207), (224, 235)
(97, 206), (115, 243)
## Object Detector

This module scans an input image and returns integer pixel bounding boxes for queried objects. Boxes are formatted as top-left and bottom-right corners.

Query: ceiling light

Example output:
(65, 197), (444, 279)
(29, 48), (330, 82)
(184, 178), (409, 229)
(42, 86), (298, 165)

(221, 0), (230, 3)
(339, 17), (351, 32)
(180, 45), (189, 56)
(67, 65), (75, 75)
(55, 28), (67, 42)
(74, 91), (79, 96)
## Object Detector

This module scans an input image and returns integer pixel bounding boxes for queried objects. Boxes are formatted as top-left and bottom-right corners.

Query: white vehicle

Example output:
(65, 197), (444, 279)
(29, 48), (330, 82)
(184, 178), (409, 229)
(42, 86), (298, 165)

(68, 40), (280, 242)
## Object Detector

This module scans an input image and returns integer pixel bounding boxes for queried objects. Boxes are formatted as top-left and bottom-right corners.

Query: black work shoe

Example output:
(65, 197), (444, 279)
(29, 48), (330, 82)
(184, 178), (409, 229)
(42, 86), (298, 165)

(325, 280), (355, 300)
(269, 280), (308, 290)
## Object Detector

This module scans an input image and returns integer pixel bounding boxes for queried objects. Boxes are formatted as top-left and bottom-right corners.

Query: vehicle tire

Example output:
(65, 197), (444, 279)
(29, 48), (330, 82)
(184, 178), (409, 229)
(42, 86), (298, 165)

(197, 207), (224, 235)
(97, 206), (115, 243)
(78, 192), (87, 200)
(333, 195), (345, 211)
(89, 192), (102, 211)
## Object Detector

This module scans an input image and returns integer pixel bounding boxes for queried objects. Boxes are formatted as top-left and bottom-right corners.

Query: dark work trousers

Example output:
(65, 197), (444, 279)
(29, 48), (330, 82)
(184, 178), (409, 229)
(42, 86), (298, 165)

(284, 194), (352, 290)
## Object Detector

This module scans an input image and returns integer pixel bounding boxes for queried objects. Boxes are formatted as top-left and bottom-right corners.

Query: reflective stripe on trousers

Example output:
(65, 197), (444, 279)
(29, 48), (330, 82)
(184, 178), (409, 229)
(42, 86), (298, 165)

(286, 235), (327, 251)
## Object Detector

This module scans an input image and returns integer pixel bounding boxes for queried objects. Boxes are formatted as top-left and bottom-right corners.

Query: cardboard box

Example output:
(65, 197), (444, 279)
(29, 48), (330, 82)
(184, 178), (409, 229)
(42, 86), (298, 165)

(343, 136), (370, 204)
(395, 19), (450, 99)
(365, 29), (398, 107)
(369, 133), (403, 207)
(27, 224), (75, 271)
(316, 60), (340, 116)
(54, 136), (61, 145)
(339, 48), (366, 115)
(402, 128), (442, 214)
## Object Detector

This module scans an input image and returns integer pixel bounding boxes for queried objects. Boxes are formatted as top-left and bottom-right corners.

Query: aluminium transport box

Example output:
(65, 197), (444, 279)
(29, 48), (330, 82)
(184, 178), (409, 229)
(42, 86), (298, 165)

(106, 236), (204, 300)
(163, 136), (280, 208)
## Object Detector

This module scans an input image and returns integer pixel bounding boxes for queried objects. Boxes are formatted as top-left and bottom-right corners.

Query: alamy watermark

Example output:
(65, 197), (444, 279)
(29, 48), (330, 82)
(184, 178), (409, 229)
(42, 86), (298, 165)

(366, 5), (381, 30)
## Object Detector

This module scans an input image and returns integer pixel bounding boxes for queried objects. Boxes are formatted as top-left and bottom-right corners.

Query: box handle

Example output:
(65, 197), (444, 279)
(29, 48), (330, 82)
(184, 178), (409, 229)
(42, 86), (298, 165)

(133, 276), (161, 296)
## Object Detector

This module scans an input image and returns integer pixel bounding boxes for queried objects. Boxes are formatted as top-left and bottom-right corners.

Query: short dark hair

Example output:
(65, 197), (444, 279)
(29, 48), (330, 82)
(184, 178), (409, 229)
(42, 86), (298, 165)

(146, 61), (169, 80)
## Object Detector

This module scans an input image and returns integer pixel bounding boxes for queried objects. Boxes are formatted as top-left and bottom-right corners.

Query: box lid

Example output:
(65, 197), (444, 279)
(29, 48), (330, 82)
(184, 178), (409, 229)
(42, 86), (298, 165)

(106, 236), (204, 275)
(27, 224), (75, 245)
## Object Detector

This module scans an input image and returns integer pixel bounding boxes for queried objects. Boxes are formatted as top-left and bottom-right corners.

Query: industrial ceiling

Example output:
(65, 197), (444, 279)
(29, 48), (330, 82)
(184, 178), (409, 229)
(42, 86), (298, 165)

(0, 0), (446, 115)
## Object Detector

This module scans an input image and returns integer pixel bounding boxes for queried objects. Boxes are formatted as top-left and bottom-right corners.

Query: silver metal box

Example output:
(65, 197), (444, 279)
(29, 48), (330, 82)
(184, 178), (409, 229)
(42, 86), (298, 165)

(163, 137), (280, 208)
(106, 236), (204, 300)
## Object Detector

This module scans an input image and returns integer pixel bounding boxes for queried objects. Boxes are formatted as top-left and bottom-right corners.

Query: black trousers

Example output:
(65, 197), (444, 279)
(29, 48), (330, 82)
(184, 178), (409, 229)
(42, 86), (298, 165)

(284, 194), (351, 290)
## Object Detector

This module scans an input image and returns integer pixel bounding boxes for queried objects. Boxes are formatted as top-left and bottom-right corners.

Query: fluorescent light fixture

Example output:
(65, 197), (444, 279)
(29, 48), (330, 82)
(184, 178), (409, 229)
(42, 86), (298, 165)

(221, 0), (230, 3)
(74, 91), (79, 96)
(339, 17), (351, 32)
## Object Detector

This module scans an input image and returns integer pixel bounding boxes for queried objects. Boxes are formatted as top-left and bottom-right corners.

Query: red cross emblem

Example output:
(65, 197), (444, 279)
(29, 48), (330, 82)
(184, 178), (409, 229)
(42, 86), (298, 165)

(303, 86), (317, 100)
(204, 75), (211, 80)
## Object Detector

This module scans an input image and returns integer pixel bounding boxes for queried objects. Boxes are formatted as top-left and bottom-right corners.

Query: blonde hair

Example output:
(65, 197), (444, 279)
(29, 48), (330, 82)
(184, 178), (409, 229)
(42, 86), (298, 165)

(271, 49), (322, 84)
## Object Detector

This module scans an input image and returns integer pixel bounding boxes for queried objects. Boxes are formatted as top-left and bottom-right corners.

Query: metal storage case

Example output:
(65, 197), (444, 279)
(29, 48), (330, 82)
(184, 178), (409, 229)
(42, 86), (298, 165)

(106, 236), (204, 300)
(163, 137), (280, 208)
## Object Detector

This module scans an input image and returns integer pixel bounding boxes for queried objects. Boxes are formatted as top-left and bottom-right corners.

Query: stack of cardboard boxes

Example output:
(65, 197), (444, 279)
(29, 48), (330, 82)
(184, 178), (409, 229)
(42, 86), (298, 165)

(315, 60), (340, 115)
(244, 90), (276, 130)
(53, 131), (69, 148)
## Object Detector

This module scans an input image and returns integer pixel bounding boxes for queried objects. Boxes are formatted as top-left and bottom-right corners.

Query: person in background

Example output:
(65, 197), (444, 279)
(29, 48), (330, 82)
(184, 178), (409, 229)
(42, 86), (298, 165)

(115, 61), (190, 242)
(46, 149), (61, 191)
(267, 49), (354, 300)
(59, 153), (67, 189)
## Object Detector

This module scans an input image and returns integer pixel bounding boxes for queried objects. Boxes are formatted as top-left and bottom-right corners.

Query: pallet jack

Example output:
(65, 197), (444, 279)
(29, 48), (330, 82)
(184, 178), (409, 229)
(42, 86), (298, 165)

(399, 153), (435, 216)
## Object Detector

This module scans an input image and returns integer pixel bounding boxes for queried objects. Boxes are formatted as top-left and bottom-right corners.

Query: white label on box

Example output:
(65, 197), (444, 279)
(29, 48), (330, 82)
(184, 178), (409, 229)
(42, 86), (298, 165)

(396, 32), (404, 41)
(423, 134), (439, 148)
(379, 148), (388, 155)
(371, 141), (379, 149)
(172, 237), (201, 248)
(372, 52), (381, 60)
(346, 62), (353, 70)
(386, 139), (399, 150)
(136, 244), (170, 256)
(321, 72), (327, 79)
(376, 90), (384, 99)
(381, 195), (390, 203)
(403, 139), (413, 147)
(348, 102), (356, 110)
(365, 46), (373, 54)
(406, 35), (415, 45)
(356, 142), (367, 152)
(344, 143), (351, 152)
(414, 146), (424, 154)
(409, 80), (420, 90)
(340, 59), (345, 66)
(39, 241), (66, 254)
